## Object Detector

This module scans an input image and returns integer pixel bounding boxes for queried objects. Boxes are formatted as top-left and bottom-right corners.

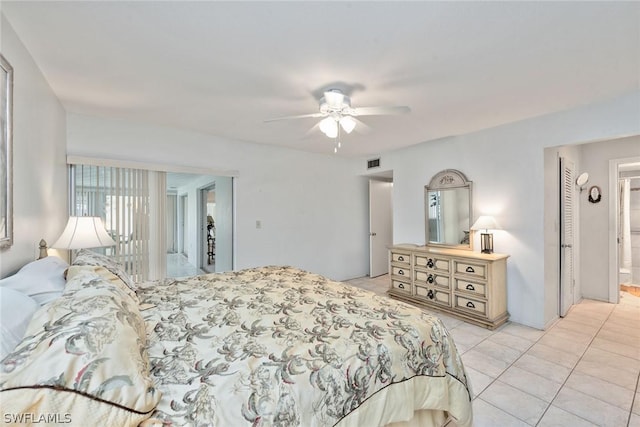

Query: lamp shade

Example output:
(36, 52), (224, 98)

(471, 216), (500, 231)
(339, 116), (357, 134)
(52, 216), (116, 249)
(319, 117), (338, 138)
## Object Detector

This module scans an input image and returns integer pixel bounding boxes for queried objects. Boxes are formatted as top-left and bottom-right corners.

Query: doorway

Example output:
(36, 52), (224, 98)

(369, 175), (393, 278)
(201, 185), (216, 273)
(196, 176), (233, 273)
(166, 173), (234, 278)
(610, 157), (640, 301)
(559, 157), (577, 316)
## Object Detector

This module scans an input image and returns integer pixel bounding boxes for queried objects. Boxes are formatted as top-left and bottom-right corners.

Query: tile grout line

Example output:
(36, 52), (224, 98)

(627, 365), (640, 427)
(352, 277), (639, 426)
(468, 325), (548, 425)
(463, 301), (637, 426)
(533, 304), (618, 426)
(463, 306), (608, 426)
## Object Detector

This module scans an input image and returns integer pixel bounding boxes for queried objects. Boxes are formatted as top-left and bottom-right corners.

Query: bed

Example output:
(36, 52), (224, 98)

(0, 251), (472, 427)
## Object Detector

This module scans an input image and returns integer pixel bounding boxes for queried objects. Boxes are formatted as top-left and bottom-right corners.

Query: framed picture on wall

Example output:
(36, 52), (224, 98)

(0, 54), (13, 249)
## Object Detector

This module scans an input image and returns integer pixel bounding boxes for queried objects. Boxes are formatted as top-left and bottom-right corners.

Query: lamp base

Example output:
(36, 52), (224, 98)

(480, 232), (494, 254)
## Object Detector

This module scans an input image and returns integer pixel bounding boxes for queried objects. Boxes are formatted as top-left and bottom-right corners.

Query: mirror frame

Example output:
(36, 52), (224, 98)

(0, 54), (13, 249)
(425, 169), (473, 250)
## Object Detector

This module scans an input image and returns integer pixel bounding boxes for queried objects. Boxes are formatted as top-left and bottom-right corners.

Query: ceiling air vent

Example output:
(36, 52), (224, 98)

(367, 158), (381, 169)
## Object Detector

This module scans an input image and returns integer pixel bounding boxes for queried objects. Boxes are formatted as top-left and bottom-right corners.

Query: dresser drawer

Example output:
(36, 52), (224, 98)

(455, 295), (487, 316)
(455, 279), (487, 298)
(391, 266), (410, 278)
(415, 285), (450, 306)
(415, 270), (450, 288)
(390, 252), (411, 266)
(454, 260), (487, 279)
(391, 279), (410, 294)
(415, 255), (450, 272)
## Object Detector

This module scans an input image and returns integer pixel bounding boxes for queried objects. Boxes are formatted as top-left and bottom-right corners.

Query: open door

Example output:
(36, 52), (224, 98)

(560, 157), (576, 316)
(369, 179), (393, 277)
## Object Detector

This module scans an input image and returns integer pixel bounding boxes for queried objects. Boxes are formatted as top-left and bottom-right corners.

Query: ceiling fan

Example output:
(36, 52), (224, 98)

(265, 89), (410, 151)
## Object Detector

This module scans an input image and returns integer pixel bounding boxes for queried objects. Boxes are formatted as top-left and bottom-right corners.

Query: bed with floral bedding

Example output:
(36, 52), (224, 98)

(0, 252), (472, 427)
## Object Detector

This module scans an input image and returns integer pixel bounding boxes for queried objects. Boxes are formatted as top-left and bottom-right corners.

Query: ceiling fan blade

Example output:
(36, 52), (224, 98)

(349, 106), (410, 116)
(264, 112), (326, 122)
(352, 117), (372, 134)
(304, 122), (321, 137)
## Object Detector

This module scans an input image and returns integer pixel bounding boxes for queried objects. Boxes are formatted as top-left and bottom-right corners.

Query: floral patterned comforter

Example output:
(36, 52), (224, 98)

(137, 266), (472, 427)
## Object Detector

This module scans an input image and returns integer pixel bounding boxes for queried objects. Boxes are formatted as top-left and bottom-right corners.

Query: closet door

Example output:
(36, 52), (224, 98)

(560, 157), (576, 317)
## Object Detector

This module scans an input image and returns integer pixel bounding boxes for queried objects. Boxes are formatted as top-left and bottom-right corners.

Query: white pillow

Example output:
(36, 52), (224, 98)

(0, 256), (69, 305)
(0, 287), (39, 360)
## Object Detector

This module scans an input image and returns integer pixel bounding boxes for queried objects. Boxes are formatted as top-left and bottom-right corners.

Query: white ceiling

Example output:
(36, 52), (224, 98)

(3, 1), (639, 157)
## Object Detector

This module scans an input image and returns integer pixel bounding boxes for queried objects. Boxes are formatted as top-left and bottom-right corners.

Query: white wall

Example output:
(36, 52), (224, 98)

(579, 135), (640, 300)
(0, 16), (67, 277)
(363, 92), (640, 329)
(66, 113), (370, 281)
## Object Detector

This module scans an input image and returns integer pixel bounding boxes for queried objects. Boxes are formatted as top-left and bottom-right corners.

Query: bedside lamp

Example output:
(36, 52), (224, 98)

(52, 216), (116, 252)
(471, 216), (500, 254)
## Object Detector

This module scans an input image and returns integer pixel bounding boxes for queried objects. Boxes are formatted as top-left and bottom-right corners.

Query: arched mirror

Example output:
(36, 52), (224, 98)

(425, 169), (473, 250)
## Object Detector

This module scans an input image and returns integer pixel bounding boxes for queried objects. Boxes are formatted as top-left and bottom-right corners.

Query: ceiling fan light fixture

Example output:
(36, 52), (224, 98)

(339, 116), (356, 134)
(319, 117), (338, 138)
(324, 89), (345, 108)
(264, 88), (410, 151)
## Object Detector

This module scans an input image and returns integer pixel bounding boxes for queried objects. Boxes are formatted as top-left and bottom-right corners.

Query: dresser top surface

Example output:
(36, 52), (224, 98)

(390, 244), (509, 261)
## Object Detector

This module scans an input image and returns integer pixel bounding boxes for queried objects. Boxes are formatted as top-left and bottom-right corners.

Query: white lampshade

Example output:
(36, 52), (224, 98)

(471, 216), (500, 254)
(52, 216), (116, 249)
(319, 117), (338, 138)
(471, 216), (500, 232)
(339, 116), (357, 134)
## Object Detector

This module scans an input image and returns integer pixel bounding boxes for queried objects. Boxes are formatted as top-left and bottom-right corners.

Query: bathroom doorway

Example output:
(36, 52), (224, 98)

(608, 156), (640, 302)
(617, 161), (640, 296)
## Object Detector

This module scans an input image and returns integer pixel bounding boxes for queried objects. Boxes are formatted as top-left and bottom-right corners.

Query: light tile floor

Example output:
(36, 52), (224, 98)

(166, 253), (206, 278)
(345, 274), (640, 427)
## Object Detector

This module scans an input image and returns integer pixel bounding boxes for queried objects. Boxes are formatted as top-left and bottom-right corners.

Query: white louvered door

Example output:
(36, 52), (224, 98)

(560, 157), (576, 317)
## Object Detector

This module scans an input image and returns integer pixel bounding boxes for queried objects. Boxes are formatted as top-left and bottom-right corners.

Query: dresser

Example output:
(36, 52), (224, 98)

(389, 244), (509, 329)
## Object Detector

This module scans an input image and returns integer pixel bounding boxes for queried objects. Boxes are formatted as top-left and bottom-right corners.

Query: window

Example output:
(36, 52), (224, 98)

(69, 164), (165, 282)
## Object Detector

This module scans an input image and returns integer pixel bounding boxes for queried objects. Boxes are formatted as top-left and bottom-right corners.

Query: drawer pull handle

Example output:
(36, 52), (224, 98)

(427, 259), (435, 268)
(398, 269), (404, 276)
(398, 283), (405, 289)
(427, 275), (435, 284)
(466, 301), (475, 309)
(465, 266), (475, 273)
(465, 284), (475, 291)
(398, 255), (405, 262)
(427, 289), (435, 300)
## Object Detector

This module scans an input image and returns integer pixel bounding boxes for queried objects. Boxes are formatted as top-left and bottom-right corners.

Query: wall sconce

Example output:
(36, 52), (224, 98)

(471, 216), (500, 254)
(576, 172), (589, 193)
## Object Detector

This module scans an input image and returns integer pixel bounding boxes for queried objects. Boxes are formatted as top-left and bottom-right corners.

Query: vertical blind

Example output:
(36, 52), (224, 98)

(71, 164), (152, 282)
